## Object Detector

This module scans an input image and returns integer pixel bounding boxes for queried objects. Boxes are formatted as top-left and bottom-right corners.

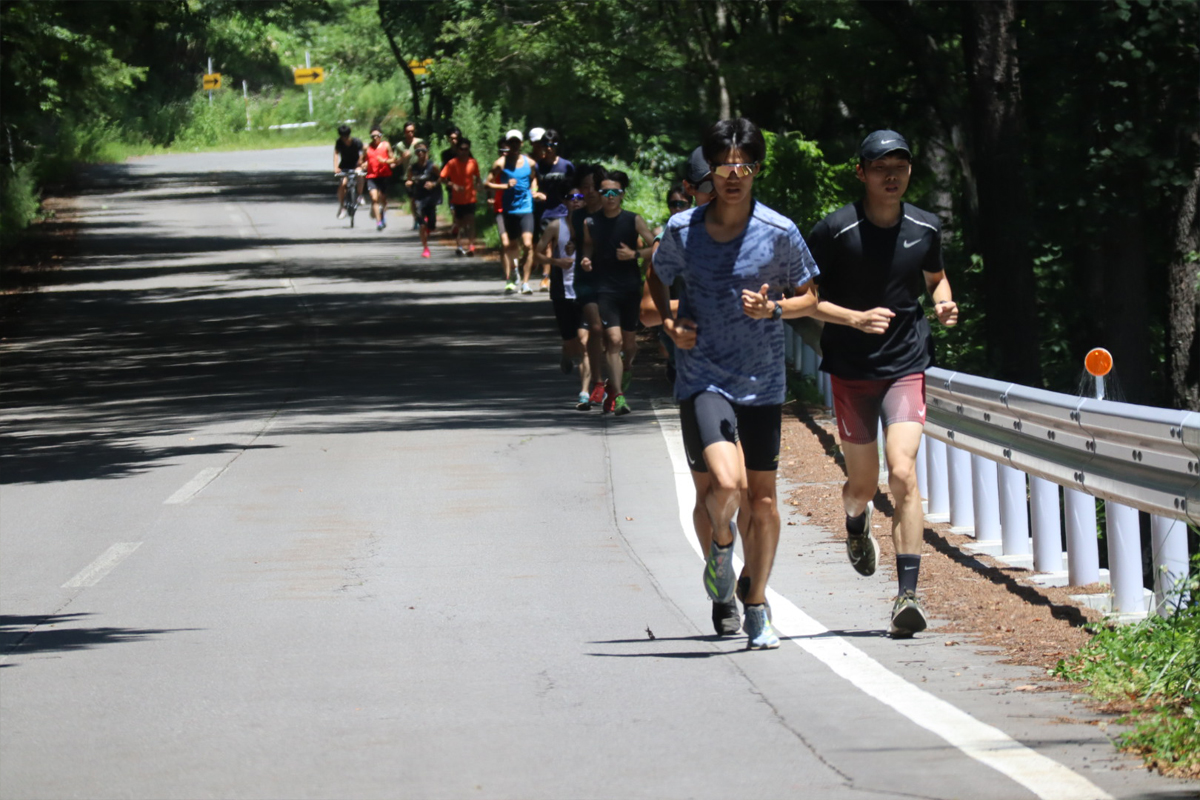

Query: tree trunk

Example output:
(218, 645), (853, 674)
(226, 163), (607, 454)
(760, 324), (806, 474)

(1167, 132), (1200, 410)
(378, 1), (420, 120)
(961, 0), (1041, 386)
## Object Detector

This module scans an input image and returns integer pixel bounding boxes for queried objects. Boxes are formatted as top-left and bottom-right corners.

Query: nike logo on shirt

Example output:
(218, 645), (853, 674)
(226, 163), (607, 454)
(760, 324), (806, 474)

(903, 239), (920, 248)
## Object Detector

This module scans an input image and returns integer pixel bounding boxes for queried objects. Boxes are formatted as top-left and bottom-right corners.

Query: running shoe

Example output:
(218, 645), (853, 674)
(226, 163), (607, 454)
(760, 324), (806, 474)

(576, 391), (590, 411)
(845, 502), (879, 577)
(540, 277), (550, 292)
(337, 207), (346, 219)
(376, 221), (384, 231)
(520, 282), (533, 295)
(743, 604), (780, 649)
(888, 591), (928, 638)
(422, 247), (431, 258)
(613, 394), (631, 415)
(736, 574), (772, 622)
(504, 282), (517, 294)
(455, 246), (465, 257)
(588, 382), (607, 406)
(712, 600), (740, 636)
(621, 371), (632, 393)
(603, 388), (617, 414)
(467, 246), (476, 257)
(703, 540), (735, 603)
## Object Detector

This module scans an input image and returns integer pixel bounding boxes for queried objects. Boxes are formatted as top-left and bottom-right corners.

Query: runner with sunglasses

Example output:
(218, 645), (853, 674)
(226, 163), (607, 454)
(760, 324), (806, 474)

(808, 130), (958, 639)
(649, 118), (819, 649)
(570, 165), (607, 409)
(579, 171), (654, 415)
(535, 184), (590, 407)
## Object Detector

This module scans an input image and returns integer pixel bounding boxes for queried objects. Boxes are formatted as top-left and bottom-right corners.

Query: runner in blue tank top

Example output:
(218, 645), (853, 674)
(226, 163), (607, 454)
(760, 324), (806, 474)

(485, 129), (539, 294)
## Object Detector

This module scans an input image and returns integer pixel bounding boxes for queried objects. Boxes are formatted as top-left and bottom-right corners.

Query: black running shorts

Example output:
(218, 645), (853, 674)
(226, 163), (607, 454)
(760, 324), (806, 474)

(366, 175), (391, 195)
(679, 391), (781, 473)
(453, 203), (475, 221)
(596, 289), (641, 332)
(502, 212), (534, 240)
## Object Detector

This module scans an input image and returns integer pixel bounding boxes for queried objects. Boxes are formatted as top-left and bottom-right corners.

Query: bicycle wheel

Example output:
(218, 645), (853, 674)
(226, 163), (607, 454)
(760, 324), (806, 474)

(347, 190), (356, 227)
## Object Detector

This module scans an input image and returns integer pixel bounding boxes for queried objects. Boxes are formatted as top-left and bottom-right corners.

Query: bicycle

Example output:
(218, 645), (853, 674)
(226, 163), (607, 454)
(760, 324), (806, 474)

(335, 169), (363, 227)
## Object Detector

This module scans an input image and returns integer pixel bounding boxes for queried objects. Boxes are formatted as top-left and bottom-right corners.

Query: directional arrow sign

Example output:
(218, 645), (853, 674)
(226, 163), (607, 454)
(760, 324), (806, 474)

(407, 58), (434, 76)
(293, 67), (324, 85)
(202, 73), (222, 90)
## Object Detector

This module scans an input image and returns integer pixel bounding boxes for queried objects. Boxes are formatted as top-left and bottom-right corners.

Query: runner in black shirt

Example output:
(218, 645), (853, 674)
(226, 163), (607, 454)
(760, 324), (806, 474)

(809, 130), (958, 638)
(406, 144), (442, 258)
(333, 125), (364, 219)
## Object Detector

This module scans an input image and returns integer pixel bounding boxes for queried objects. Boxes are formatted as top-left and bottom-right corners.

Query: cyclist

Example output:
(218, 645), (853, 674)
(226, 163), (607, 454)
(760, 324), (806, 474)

(333, 124), (364, 218)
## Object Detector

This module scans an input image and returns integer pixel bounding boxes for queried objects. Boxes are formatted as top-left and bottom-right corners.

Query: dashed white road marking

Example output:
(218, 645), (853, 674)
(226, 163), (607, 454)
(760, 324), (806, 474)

(62, 542), (142, 588)
(164, 466), (224, 505)
(651, 401), (1111, 800)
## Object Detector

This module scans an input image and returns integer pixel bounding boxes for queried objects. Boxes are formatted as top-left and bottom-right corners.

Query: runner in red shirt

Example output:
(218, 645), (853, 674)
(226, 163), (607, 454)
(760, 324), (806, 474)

(363, 127), (394, 231)
(440, 137), (481, 256)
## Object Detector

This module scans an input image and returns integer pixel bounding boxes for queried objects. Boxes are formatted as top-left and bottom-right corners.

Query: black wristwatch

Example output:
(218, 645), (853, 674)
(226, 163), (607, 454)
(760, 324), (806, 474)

(771, 301), (783, 321)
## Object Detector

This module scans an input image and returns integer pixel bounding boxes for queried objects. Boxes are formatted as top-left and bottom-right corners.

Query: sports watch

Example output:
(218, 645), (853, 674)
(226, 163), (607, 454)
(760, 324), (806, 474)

(771, 301), (783, 321)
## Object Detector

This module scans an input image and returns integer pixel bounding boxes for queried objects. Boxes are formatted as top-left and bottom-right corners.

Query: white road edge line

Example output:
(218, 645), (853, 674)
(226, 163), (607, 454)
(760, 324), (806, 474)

(651, 400), (1111, 800)
(164, 466), (224, 505)
(62, 542), (142, 588)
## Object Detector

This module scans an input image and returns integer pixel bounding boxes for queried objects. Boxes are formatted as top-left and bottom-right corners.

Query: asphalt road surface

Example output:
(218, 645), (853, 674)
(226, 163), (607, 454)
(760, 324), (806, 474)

(1, 147), (1193, 800)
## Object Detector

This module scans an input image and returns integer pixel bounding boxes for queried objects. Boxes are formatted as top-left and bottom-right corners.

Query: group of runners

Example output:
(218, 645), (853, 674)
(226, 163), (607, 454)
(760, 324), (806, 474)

(335, 117), (960, 647)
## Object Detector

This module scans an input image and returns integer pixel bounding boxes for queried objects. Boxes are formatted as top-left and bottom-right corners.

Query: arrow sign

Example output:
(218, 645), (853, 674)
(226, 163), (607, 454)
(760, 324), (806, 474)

(202, 73), (222, 90)
(407, 58), (434, 76)
(293, 67), (324, 85)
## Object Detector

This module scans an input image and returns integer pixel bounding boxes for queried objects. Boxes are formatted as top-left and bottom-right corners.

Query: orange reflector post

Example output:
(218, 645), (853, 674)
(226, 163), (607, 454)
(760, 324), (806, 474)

(1085, 347), (1113, 377)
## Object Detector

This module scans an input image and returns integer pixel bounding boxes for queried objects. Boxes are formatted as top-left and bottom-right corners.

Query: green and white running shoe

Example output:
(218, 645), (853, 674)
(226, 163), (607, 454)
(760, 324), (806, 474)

(504, 282), (517, 294)
(888, 591), (928, 638)
(846, 501), (879, 576)
(613, 394), (631, 415)
(703, 541), (735, 603)
(744, 604), (780, 649)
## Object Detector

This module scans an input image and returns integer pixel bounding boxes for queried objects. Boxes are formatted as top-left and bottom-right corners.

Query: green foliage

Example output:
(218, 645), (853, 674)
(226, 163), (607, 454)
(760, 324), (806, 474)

(755, 131), (855, 233)
(1053, 552), (1200, 775)
(0, 162), (41, 248)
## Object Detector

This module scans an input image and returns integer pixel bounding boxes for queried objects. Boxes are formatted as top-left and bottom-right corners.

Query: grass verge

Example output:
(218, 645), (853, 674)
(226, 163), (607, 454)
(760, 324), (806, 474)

(1051, 552), (1200, 778)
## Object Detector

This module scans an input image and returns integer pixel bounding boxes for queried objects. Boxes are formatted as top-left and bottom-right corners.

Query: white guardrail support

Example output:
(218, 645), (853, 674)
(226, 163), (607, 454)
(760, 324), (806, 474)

(784, 331), (1196, 621)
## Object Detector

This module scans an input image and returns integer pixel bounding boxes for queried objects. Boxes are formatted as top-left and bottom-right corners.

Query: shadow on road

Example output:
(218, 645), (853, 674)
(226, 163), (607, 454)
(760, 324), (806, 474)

(1, 159), (653, 486)
(0, 613), (197, 666)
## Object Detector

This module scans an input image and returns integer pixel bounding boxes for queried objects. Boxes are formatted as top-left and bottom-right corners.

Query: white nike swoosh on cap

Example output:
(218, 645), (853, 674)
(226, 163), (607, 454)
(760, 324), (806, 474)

(879, 139), (898, 144)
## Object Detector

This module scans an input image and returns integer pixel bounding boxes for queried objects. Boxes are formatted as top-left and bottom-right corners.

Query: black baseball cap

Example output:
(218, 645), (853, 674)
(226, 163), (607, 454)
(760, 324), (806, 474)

(859, 130), (912, 162)
(686, 146), (710, 184)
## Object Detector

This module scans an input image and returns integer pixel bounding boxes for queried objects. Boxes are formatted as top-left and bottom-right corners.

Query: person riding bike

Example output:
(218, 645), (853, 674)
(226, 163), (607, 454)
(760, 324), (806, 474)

(333, 124), (365, 219)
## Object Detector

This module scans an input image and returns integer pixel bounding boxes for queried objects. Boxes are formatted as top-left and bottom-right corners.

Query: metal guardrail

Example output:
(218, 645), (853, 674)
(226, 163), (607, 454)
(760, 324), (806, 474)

(923, 367), (1200, 525)
(784, 323), (1196, 620)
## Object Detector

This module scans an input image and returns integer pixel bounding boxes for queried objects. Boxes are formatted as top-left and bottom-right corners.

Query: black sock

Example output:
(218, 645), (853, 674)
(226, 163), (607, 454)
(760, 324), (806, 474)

(897, 554), (921, 596)
(846, 510), (868, 535)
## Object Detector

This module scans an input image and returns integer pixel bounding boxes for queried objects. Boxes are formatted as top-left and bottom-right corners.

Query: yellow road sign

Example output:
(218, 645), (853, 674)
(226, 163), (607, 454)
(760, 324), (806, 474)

(202, 73), (222, 90)
(293, 67), (325, 85)
(407, 58), (434, 76)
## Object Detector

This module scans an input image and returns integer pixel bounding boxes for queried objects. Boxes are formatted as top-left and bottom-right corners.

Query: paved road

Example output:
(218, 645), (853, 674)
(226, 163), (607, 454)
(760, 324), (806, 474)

(1, 147), (1192, 799)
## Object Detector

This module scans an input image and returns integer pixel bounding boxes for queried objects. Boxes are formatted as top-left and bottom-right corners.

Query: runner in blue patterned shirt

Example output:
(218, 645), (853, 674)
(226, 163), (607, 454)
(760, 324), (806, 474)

(649, 117), (819, 650)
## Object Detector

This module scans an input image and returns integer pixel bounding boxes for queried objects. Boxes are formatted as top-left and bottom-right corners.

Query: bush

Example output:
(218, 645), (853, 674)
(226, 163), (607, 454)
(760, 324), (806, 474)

(0, 162), (41, 248)
(1053, 551), (1200, 777)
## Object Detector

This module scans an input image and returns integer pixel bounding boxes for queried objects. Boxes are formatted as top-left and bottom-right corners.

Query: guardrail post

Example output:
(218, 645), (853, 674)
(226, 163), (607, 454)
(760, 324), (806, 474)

(821, 372), (833, 409)
(970, 454), (1000, 541)
(925, 437), (949, 521)
(1064, 488), (1100, 586)
(1151, 514), (1190, 616)
(947, 444), (974, 532)
(1105, 501), (1145, 616)
(801, 343), (817, 378)
(1030, 476), (1063, 572)
(785, 327), (795, 366)
(997, 464), (1030, 555)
